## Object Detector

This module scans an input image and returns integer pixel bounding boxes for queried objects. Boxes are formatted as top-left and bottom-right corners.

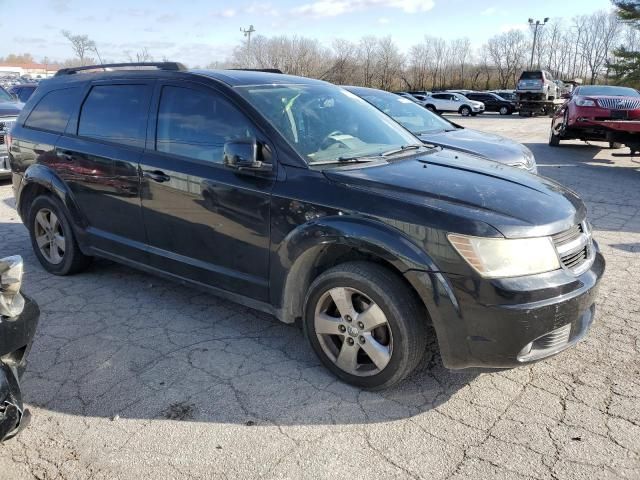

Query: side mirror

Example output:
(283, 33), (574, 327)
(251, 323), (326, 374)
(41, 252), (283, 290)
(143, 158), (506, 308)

(223, 140), (271, 173)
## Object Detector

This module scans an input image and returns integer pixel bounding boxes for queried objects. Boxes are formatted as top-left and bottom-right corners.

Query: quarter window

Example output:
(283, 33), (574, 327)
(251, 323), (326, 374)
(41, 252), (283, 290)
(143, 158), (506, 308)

(78, 84), (150, 148)
(24, 87), (80, 133)
(156, 86), (255, 163)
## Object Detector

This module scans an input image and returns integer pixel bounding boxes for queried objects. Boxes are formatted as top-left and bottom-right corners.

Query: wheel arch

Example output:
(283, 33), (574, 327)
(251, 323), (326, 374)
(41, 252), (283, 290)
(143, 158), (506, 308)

(19, 164), (85, 231)
(272, 216), (444, 325)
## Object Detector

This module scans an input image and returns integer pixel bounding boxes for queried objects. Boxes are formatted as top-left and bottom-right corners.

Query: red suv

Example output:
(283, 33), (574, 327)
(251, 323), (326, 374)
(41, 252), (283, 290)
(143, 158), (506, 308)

(549, 85), (640, 152)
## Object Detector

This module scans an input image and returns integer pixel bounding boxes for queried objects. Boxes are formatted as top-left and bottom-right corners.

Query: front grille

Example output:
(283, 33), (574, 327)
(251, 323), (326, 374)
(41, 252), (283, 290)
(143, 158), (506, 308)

(552, 223), (592, 273)
(597, 97), (640, 110)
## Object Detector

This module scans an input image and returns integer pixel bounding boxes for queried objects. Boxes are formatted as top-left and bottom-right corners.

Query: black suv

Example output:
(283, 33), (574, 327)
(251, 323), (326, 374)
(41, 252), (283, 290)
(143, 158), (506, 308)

(465, 92), (516, 115)
(9, 63), (604, 389)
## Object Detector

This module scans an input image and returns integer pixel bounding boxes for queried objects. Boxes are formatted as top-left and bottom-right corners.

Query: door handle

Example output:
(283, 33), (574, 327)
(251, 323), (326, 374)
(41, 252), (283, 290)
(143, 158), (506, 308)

(56, 150), (74, 161)
(143, 170), (171, 183)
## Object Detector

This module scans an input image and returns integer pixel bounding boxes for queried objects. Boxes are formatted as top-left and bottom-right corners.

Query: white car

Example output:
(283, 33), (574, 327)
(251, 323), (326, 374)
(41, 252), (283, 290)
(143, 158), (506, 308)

(424, 92), (485, 116)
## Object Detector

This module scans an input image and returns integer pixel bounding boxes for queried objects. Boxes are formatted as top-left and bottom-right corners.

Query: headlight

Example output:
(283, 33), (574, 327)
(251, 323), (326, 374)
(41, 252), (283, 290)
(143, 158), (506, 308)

(575, 98), (596, 107)
(448, 234), (560, 278)
(0, 256), (24, 317)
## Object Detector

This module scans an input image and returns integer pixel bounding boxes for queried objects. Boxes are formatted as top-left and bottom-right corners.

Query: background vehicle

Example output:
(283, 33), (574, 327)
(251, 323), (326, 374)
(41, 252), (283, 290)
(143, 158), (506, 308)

(11, 63), (601, 389)
(345, 86), (537, 172)
(9, 83), (38, 103)
(516, 70), (559, 101)
(549, 84), (640, 152)
(489, 89), (517, 102)
(0, 87), (22, 179)
(424, 92), (484, 116)
(0, 256), (39, 442)
(466, 92), (516, 115)
(394, 92), (426, 106)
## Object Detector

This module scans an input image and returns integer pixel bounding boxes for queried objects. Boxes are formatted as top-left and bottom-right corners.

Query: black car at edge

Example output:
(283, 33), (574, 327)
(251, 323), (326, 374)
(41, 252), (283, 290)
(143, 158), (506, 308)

(8, 63), (604, 389)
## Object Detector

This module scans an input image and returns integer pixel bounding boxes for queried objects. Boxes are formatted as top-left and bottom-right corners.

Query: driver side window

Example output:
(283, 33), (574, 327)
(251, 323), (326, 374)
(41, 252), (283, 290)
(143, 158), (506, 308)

(156, 86), (255, 163)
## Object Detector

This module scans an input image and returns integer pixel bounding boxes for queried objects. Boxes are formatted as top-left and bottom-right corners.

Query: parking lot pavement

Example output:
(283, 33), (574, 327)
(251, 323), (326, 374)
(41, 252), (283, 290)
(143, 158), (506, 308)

(0, 115), (639, 480)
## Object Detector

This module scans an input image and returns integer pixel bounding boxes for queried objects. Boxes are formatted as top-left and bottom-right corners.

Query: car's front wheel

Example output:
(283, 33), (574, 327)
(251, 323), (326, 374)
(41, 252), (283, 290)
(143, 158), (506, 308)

(499, 106), (510, 115)
(28, 195), (92, 275)
(304, 262), (427, 390)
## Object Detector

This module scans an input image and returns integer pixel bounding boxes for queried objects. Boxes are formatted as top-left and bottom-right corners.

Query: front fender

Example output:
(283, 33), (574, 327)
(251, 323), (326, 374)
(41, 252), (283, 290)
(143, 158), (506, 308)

(271, 215), (454, 323)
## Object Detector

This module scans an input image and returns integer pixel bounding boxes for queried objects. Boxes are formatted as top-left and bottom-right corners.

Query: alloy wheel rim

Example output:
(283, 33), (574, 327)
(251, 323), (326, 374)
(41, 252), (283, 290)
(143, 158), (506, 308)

(314, 286), (393, 377)
(500, 107), (508, 115)
(34, 208), (65, 265)
(461, 108), (470, 116)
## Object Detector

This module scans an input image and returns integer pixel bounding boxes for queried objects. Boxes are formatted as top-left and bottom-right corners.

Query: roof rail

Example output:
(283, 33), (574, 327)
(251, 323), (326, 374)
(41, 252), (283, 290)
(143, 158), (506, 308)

(227, 68), (283, 74)
(54, 62), (187, 76)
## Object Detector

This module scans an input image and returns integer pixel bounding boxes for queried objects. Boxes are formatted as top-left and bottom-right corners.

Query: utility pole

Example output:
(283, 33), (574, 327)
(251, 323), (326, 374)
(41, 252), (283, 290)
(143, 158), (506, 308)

(528, 17), (549, 69)
(240, 25), (256, 52)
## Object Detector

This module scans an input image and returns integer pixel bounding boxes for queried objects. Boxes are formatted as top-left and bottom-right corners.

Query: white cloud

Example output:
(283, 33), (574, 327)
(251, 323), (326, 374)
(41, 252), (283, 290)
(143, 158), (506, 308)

(293, 0), (435, 18)
(481, 7), (496, 16)
(499, 22), (528, 33)
(222, 8), (236, 18)
(378, 17), (390, 24)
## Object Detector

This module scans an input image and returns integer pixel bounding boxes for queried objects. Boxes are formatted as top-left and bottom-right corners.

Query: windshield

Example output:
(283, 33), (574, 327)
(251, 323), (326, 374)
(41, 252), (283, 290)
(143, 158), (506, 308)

(236, 84), (422, 164)
(354, 89), (455, 135)
(0, 87), (14, 102)
(577, 85), (640, 97)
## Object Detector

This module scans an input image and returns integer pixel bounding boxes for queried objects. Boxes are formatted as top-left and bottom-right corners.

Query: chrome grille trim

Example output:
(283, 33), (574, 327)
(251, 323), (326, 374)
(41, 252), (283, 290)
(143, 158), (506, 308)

(597, 97), (640, 110)
(551, 222), (594, 275)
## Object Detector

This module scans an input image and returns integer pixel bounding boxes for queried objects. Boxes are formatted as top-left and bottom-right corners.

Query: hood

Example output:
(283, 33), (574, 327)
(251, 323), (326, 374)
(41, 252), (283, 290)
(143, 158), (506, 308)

(323, 149), (584, 238)
(419, 128), (533, 168)
(0, 100), (22, 117)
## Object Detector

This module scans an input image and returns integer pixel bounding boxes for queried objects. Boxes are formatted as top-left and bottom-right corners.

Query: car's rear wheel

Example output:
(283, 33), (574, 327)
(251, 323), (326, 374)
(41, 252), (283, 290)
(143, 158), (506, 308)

(304, 262), (427, 390)
(499, 106), (510, 115)
(459, 106), (471, 117)
(28, 195), (92, 275)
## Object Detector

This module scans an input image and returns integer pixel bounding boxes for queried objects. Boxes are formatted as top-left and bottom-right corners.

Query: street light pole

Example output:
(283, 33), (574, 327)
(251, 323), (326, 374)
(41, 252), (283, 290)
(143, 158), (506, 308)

(528, 17), (549, 69)
(240, 25), (256, 52)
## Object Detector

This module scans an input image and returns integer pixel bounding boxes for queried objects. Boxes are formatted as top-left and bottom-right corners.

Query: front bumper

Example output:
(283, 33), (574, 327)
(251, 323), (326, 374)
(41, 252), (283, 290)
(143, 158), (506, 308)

(0, 294), (39, 441)
(406, 247), (605, 369)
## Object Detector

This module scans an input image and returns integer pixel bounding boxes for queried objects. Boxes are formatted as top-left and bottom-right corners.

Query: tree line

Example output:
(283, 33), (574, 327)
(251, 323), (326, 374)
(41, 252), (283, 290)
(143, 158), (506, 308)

(226, 10), (631, 91)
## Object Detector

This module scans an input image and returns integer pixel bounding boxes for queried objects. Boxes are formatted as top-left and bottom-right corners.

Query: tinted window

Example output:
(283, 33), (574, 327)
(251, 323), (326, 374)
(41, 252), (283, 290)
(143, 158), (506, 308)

(17, 87), (35, 102)
(24, 87), (79, 133)
(432, 94), (448, 100)
(0, 87), (12, 102)
(78, 85), (149, 148)
(520, 71), (543, 80)
(156, 86), (255, 163)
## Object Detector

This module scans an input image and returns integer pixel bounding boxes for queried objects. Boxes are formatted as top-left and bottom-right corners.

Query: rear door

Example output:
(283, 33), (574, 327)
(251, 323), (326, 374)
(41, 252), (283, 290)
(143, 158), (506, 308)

(55, 80), (153, 261)
(138, 81), (274, 301)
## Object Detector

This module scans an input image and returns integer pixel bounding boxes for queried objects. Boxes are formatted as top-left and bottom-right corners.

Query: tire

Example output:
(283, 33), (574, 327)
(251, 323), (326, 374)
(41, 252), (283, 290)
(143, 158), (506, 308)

(28, 195), (92, 275)
(459, 106), (471, 117)
(425, 104), (436, 113)
(303, 261), (427, 390)
(499, 106), (510, 115)
(609, 142), (623, 149)
(549, 124), (561, 146)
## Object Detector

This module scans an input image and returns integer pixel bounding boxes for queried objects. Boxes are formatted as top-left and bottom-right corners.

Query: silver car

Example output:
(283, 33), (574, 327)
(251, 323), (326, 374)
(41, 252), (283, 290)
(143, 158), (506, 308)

(0, 87), (22, 178)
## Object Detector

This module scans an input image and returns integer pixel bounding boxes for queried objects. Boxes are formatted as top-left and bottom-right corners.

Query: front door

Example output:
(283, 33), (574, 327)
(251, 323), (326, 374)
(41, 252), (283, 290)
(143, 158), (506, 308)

(139, 82), (274, 301)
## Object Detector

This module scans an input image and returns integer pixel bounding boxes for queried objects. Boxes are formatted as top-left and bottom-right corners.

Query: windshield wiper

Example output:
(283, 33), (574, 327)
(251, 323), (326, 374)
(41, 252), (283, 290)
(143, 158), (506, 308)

(309, 156), (377, 166)
(380, 144), (425, 157)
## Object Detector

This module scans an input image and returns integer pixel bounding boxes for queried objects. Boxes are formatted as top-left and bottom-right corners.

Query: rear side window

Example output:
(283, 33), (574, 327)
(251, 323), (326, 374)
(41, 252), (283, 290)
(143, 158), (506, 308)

(155, 86), (255, 163)
(24, 87), (79, 133)
(78, 84), (149, 148)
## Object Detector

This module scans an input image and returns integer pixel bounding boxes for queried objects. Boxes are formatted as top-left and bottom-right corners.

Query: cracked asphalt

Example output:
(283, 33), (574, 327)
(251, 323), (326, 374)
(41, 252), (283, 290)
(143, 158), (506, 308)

(1, 114), (639, 479)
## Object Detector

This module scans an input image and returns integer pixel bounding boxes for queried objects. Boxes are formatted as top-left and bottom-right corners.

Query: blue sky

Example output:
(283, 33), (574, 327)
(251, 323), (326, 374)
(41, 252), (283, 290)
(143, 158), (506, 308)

(1, 0), (615, 66)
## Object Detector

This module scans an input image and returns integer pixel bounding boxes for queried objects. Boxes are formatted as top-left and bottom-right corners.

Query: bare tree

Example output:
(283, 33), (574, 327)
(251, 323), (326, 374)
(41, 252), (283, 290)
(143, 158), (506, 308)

(375, 37), (404, 90)
(126, 47), (153, 63)
(487, 30), (529, 88)
(451, 38), (471, 88)
(357, 36), (378, 87)
(575, 11), (621, 83)
(61, 30), (96, 66)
